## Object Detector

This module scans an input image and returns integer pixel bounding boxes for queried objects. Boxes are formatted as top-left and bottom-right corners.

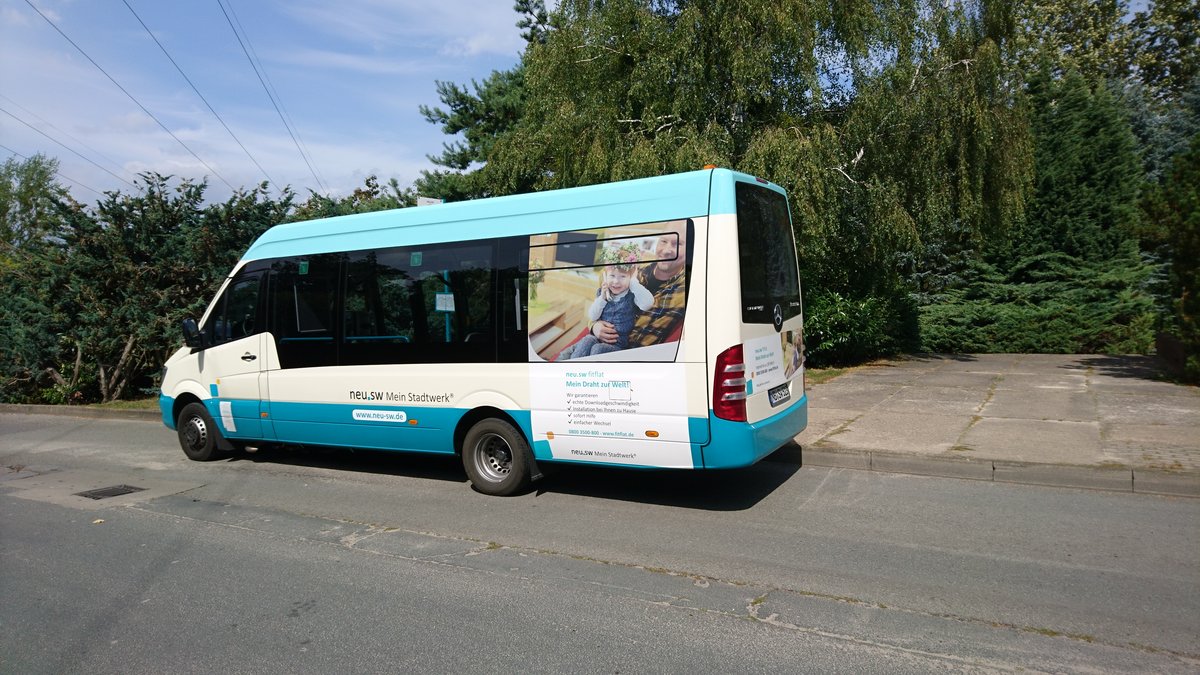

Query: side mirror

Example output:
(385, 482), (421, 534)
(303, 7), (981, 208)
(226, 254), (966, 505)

(181, 318), (206, 349)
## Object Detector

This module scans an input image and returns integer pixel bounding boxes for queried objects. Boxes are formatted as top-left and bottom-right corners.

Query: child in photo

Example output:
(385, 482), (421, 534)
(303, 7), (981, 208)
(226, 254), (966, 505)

(561, 242), (653, 359)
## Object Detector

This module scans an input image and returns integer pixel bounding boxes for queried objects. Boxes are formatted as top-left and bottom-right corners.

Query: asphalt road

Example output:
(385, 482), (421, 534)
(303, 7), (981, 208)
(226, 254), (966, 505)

(2, 413), (1198, 673)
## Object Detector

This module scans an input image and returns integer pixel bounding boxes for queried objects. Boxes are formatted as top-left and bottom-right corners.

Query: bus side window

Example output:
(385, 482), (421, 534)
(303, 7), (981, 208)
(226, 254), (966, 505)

(414, 246), (493, 357)
(269, 255), (339, 369)
(205, 274), (263, 346)
(341, 251), (417, 365)
(340, 243), (495, 365)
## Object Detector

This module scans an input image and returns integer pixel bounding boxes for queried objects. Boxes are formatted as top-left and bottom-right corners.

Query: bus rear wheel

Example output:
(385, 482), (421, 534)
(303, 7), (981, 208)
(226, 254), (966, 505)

(462, 418), (532, 496)
(177, 402), (229, 462)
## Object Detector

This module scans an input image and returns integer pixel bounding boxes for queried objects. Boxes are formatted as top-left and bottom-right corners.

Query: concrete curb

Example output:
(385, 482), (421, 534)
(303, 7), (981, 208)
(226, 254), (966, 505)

(768, 442), (1199, 498)
(0, 403), (161, 422)
(1132, 472), (1200, 498)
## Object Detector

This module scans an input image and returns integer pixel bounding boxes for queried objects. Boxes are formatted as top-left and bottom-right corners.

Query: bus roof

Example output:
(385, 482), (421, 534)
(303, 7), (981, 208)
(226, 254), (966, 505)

(241, 168), (780, 262)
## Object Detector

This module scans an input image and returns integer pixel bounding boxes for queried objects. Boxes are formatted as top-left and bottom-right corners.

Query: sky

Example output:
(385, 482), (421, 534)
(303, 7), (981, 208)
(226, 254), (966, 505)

(0, 0), (533, 203)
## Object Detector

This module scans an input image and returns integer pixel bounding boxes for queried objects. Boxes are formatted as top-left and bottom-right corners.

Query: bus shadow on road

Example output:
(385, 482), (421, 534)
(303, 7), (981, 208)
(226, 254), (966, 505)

(536, 440), (805, 509)
(228, 445), (798, 511)
(533, 459), (800, 510)
(231, 445), (467, 485)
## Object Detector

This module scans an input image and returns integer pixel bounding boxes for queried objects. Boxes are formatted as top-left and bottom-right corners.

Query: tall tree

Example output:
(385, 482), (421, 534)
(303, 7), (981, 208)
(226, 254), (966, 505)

(0, 156), (77, 401)
(1012, 0), (1134, 81)
(471, 0), (1032, 363)
(1141, 134), (1200, 380)
(1124, 75), (1200, 184)
(1129, 0), (1200, 102)
(58, 174), (209, 401)
(916, 5), (1161, 359)
(44, 175), (289, 403)
(834, 3), (1032, 288)
(1022, 66), (1143, 261)
(414, 1), (550, 200)
(415, 66), (531, 200)
(0, 154), (71, 256)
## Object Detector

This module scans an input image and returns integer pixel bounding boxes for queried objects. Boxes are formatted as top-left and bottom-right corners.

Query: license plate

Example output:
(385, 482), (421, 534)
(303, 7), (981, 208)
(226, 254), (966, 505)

(768, 383), (791, 407)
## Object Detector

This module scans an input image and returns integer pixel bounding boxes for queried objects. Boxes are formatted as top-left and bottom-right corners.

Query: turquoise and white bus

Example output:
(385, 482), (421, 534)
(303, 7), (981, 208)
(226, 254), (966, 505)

(159, 168), (808, 495)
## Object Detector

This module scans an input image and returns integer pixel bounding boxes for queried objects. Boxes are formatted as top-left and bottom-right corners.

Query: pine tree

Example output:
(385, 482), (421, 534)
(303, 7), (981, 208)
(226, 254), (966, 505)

(413, 2), (549, 200)
(1142, 134), (1200, 380)
(1023, 67), (1143, 261)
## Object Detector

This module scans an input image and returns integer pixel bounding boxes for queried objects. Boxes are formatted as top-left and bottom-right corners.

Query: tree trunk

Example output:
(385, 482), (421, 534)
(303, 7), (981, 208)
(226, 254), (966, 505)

(44, 342), (84, 401)
(99, 335), (137, 403)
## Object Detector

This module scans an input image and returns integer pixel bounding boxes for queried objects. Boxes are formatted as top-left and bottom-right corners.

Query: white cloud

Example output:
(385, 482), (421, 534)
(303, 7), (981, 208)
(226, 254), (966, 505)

(280, 0), (526, 57)
(272, 47), (431, 76)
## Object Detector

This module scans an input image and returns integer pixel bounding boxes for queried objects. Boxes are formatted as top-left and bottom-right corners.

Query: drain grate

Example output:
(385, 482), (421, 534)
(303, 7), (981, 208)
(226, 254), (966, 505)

(75, 484), (146, 500)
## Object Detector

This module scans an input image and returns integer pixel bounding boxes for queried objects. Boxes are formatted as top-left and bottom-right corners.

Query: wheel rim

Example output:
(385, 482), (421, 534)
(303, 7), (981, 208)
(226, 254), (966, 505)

(472, 432), (512, 483)
(183, 413), (208, 453)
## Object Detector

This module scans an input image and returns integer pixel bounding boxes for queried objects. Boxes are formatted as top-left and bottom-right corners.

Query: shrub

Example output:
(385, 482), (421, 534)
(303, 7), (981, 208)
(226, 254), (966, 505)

(804, 289), (918, 367)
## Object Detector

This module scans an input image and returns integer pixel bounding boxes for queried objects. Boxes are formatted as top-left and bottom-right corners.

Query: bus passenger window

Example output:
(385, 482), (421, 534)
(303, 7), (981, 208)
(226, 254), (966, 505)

(340, 244), (495, 365)
(269, 255), (339, 368)
(344, 252), (415, 344)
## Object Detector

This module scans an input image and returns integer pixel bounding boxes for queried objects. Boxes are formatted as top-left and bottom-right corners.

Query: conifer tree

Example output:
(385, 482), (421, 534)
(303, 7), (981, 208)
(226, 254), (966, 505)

(1023, 67), (1143, 261)
(1142, 134), (1200, 380)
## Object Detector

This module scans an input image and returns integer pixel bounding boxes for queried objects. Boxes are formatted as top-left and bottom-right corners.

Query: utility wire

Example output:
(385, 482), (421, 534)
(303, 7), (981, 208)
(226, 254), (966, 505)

(0, 142), (103, 196)
(221, 0), (326, 194)
(22, 0), (236, 191)
(225, 0), (329, 192)
(216, 0), (328, 193)
(1, 105), (136, 189)
(0, 93), (137, 185)
(120, 0), (279, 193)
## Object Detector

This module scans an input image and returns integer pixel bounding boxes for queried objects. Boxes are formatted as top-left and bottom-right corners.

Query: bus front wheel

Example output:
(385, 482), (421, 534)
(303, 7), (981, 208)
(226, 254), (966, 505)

(177, 402), (229, 462)
(462, 418), (532, 496)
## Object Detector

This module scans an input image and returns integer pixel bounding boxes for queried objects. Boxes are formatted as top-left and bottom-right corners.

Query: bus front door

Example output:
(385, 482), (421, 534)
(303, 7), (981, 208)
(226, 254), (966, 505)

(196, 274), (268, 442)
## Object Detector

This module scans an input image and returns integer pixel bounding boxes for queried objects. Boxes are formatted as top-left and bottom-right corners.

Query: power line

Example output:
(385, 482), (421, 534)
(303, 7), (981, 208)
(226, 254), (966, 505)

(0, 105), (136, 189)
(0, 93), (137, 185)
(216, 0), (328, 193)
(0, 142), (103, 197)
(22, 0), (236, 191)
(224, 0), (330, 193)
(120, 0), (280, 194)
(218, 0), (327, 193)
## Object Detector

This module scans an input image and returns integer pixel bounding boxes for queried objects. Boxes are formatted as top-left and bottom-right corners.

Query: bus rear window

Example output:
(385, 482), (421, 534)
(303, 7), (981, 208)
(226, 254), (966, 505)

(736, 182), (801, 325)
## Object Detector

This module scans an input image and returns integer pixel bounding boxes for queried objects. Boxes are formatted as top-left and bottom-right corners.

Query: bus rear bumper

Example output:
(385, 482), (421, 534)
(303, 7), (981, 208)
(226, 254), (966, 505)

(700, 395), (808, 469)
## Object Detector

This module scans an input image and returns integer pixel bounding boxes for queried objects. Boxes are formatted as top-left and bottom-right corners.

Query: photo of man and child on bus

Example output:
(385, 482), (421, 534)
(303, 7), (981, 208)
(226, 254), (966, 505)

(527, 219), (690, 363)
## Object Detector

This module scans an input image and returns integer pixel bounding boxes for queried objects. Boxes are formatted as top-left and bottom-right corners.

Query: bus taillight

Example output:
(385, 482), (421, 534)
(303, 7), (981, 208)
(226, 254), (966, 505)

(713, 344), (748, 422)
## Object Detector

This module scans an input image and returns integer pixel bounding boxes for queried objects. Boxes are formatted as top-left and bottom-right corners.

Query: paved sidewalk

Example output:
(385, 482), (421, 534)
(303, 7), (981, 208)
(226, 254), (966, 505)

(791, 354), (1200, 496)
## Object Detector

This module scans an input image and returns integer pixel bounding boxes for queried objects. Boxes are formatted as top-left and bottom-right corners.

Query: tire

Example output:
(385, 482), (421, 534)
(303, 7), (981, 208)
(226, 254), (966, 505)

(461, 418), (532, 496)
(177, 402), (229, 461)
